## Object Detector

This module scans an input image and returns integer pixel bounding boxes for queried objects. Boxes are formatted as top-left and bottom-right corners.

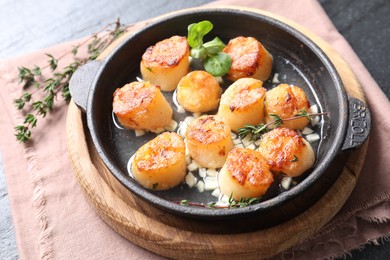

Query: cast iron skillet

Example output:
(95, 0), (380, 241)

(69, 8), (370, 227)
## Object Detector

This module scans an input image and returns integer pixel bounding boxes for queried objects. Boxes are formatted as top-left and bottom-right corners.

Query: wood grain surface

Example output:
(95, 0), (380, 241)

(66, 7), (369, 259)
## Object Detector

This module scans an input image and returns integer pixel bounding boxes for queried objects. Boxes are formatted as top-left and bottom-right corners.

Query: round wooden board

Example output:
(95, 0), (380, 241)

(66, 6), (369, 259)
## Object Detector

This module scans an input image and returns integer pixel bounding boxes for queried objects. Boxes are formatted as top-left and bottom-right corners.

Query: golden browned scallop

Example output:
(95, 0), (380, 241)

(217, 78), (266, 131)
(140, 35), (190, 91)
(131, 132), (186, 190)
(218, 148), (274, 200)
(265, 84), (311, 130)
(176, 70), (222, 113)
(185, 115), (234, 168)
(112, 81), (172, 131)
(257, 127), (315, 177)
(223, 36), (273, 82)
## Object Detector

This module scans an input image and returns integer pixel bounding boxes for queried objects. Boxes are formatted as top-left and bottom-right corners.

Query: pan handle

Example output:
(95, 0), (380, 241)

(341, 97), (371, 151)
(69, 60), (103, 112)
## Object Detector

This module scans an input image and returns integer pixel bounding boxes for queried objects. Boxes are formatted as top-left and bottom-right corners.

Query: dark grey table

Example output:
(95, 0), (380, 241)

(0, 0), (389, 259)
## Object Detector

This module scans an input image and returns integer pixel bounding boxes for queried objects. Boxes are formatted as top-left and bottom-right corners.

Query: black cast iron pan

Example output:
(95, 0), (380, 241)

(69, 8), (370, 227)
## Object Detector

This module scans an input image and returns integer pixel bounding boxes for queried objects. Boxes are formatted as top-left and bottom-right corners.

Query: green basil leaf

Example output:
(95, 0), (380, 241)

(187, 20), (213, 48)
(204, 52), (232, 77)
(187, 23), (195, 32)
(190, 46), (207, 60)
(203, 37), (226, 55)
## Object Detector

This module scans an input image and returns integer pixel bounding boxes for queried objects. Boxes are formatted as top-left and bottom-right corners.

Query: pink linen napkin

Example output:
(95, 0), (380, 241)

(0, 0), (389, 259)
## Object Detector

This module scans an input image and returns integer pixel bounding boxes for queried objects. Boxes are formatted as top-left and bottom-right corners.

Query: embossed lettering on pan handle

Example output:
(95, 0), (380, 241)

(69, 60), (103, 112)
(342, 97), (371, 151)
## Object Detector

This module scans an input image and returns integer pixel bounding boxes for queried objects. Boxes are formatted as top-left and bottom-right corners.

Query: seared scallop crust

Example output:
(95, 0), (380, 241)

(257, 127), (315, 177)
(131, 132), (186, 190)
(218, 148), (274, 200)
(265, 84), (311, 130)
(185, 115), (234, 168)
(176, 70), (222, 113)
(223, 36), (273, 82)
(218, 78), (266, 131)
(140, 35), (190, 91)
(112, 81), (172, 131)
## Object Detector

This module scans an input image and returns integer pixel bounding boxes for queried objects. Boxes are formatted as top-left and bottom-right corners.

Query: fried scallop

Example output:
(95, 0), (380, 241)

(185, 115), (233, 168)
(265, 84), (311, 130)
(218, 148), (274, 200)
(176, 70), (222, 113)
(257, 127), (315, 177)
(217, 78), (266, 131)
(223, 36), (273, 82)
(112, 81), (172, 131)
(140, 35), (190, 91)
(131, 132), (186, 190)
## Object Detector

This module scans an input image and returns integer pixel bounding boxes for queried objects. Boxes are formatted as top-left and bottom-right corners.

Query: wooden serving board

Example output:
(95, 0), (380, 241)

(66, 7), (369, 259)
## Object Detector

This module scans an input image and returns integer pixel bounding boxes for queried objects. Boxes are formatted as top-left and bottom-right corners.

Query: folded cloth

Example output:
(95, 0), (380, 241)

(0, 0), (389, 259)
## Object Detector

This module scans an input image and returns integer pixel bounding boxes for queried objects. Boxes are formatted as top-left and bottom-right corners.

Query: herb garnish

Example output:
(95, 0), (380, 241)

(187, 20), (232, 77)
(177, 194), (260, 209)
(237, 109), (328, 140)
(14, 19), (131, 143)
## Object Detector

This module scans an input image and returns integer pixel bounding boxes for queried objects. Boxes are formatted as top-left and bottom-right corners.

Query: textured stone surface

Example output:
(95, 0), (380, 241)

(319, 0), (390, 99)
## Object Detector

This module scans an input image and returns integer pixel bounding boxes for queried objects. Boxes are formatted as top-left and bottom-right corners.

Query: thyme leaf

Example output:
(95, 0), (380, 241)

(237, 110), (328, 141)
(14, 18), (132, 143)
(175, 195), (261, 209)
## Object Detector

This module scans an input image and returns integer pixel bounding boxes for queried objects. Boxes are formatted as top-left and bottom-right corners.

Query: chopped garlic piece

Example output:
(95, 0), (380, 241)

(219, 195), (230, 203)
(272, 73), (280, 83)
(233, 138), (242, 145)
(135, 129), (146, 137)
(211, 188), (220, 198)
(215, 200), (229, 207)
(281, 176), (292, 190)
(310, 104), (318, 114)
(151, 128), (164, 134)
(302, 127), (314, 135)
(204, 177), (219, 190)
(184, 116), (195, 125)
(235, 143), (244, 148)
(246, 143), (256, 150)
(196, 180), (205, 193)
(198, 168), (207, 178)
(306, 133), (320, 142)
(311, 116), (320, 127)
(187, 161), (199, 172)
(164, 119), (178, 131)
(185, 172), (197, 188)
(206, 169), (218, 177)
(242, 135), (252, 147)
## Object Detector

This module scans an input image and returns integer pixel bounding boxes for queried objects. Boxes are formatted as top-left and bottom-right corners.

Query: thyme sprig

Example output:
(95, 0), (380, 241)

(177, 195), (260, 209)
(14, 19), (132, 143)
(237, 109), (328, 140)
